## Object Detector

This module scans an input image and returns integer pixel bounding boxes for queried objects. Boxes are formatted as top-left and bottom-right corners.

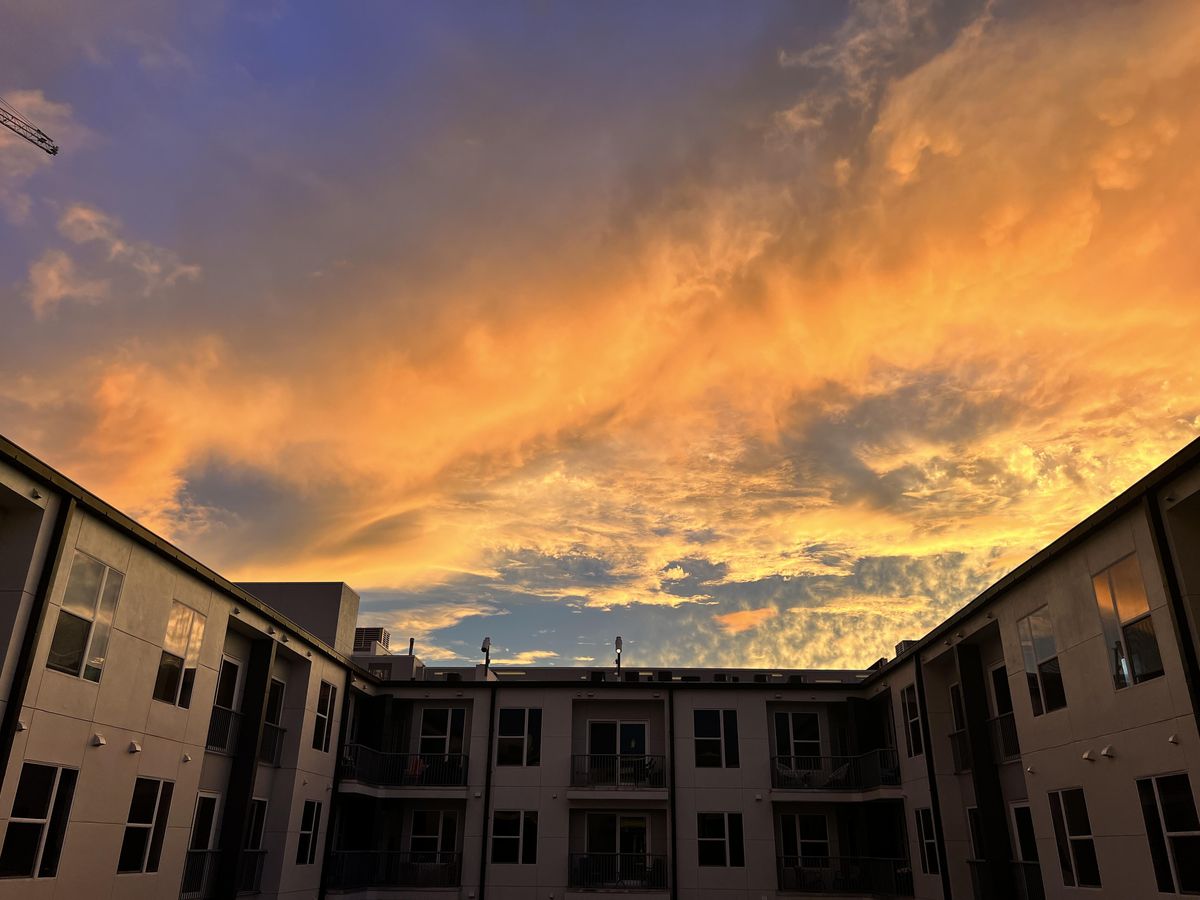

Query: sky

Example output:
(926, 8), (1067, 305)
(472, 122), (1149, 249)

(2, 0), (1199, 670)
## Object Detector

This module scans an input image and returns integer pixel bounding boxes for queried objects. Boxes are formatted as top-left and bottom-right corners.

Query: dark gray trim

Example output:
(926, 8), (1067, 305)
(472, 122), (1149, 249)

(0, 496), (73, 797)
(1145, 493), (1200, 729)
(478, 681), (498, 898)
(914, 657), (952, 899)
(667, 688), (678, 900)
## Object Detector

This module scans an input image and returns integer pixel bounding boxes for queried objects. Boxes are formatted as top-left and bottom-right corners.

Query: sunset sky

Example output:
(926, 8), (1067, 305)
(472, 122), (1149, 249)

(3, 0), (1199, 669)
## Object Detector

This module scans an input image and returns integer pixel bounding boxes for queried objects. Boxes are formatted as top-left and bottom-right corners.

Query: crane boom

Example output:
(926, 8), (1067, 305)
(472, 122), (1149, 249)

(0, 95), (58, 156)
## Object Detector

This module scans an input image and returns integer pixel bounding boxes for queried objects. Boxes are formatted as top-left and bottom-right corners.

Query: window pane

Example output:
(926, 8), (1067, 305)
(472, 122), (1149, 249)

(1048, 793), (1075, 886)
(722, 710), (739, 767)
(0, 822), (42, 877)
(296, 832), (311, 865)
(1158, 774), (1200, 832)
(1039, 658), (1067, 712)
(697, 813), (725, 840)
(62, 553), (104, 617)
(1028, 609), (1057, 661)
(492, 836), (518, 863)
(1110, 555), (1150, 621)
(184, 613), (205, 667)
(47, 611), (90, 676)
(1125, 616), (1164, 684)
(12, 763), (57, 819)
(1171, 835), (1200, 892)
(695, 738), (722, 767)
(318, 682), (333, 716)
(308, 804), (321, 864)
(215, 660), (239, 708)
(412, 811), (439, 837)
(117, 827), (149, 873)
(1137, 778), (1175, 892)
(39, 768), (76, 878)
(498, 708), (525, 737)
(85, 570), (123, 681)
(162, 603), (192, 657)
(1026, 671), (1045, 717)
(1073, 838), (1101, 887)
(774, 712), (791, 758)
(153, 652), (183, 703)
(1062, 789), (1092, 837)
(1018, 618), (1038, 673)
(794, 713), (819, 742)
(523, 812), (538, 864)
(493, 811), (520, 837)
(497, 737), (524, 766)
(128, 778), (160, 825)
(694, 710), (720, 739)
(526, 709), (541, 766)
(728, 814), (744, 867)
(697, 840), (726, 866)
(422, 708), (449, 737)
(146, 781), (172, 871)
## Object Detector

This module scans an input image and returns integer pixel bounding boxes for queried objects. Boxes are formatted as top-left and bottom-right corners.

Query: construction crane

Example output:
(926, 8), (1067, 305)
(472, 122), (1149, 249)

(0, 93), (58, 156)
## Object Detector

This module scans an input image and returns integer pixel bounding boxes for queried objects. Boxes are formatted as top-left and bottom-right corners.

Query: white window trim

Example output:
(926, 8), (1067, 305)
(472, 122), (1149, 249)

(490, 809), (536, 864)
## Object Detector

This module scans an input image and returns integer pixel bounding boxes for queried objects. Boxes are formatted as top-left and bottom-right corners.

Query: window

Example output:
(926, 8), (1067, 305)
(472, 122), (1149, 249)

(697, 813), (744, 867)
(118, 778), (173, 873)
(214, 657), (242, 710)
(296, 800), (322, 865)
(497, 708), (542, 766)
(780, 813), (829, 865)
(1017, 607), (1067, 716)
(420, 708), (465, 756)
(412, 810), (457, 859)
(1094, 554), (1164, 689)
(915, 807), (939, 875)
(694, 710), (739, 768)
(1137, 772), (1200, 893)
(901, 685), (924, 757)
(152, 601), (206, 708)
(0, 763), (77, 878)
(246, 798), (267, 852)
(47, 551), (123, 682)
(967, 807), (985, 860)
(774, 711), (820, 764)
(491, 810), (537, 864)
(312, 681), (337, 752)
(368, 663), (391, 680)
(1048, 788), (1101, 887)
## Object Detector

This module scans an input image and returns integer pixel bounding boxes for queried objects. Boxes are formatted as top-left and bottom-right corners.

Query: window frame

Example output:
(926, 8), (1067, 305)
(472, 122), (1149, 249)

(1017, 607), (1067, 717)
(1092, 553), (1164, 690)
(420, 707), (466, 757)
(490, 809), (538, 865)
(152, 601), (207, 709)
(312, 681), (337, 752)
(915, 807), (939, 875)
(694, 709), (739, 768)
(496, 708), (542, 767)
(117, 777), (173, 874)
(1047, 787), (1101, 888)
(697, 812), (744, 867)
(46, 550), (124, 683)
(901, 685), (924, 758)
(296, 799), (322, 865)
(779, 812), (830, 866)
(0, 762), (78, 879)
(1136, 771), (1200, 893)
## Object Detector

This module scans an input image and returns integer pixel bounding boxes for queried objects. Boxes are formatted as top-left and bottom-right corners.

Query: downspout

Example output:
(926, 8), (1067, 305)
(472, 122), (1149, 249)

(1145, 494), (1200, 727)
(667, 686), (678, 900)
(914, 655), (953, 900)
(477, 681), (498, 898)
(317, 666), (354, 900)
(0, 496), (74, 795)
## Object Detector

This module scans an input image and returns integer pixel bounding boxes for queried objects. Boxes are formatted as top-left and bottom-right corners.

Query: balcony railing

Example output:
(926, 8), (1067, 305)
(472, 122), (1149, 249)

(206, 707), (242, 755)
(949, 729), (972, 773)
(257, 723), (285, 766)
(237, 849), (266, 895)
(180, 849), (219, 899)
(777, 856), (913, 896)
(770, 748), (900, 790)
(571, 754), (666, 789)
(340, 743), (469, 787)
(327, 851), (462, 889)
(988, 712), (1021, 762)
(568, 853), (668, 890)
(968, 859), (1046, 900)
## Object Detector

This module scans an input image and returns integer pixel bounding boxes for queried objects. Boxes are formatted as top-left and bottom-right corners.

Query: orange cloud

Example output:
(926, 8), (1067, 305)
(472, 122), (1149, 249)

(714, 607), (778, 635)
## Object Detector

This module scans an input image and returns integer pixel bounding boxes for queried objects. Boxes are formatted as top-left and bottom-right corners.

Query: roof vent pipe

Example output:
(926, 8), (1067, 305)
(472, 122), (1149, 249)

(408, 637), (415, 656)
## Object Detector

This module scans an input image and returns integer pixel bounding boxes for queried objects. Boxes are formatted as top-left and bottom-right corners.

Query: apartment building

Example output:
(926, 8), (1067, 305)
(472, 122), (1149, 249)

(3, 429), (1200, 900)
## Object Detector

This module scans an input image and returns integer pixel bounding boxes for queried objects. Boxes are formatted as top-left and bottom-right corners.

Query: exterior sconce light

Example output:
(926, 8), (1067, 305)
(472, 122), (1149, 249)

(182, 754), (192, 763)
(1169, 734), (1180, 744)
(1025, 766), (1035, 774)
(129, 741), (142, 753)
(15, 721), (26, 732)
(1101, 745), (1114, 758)
(233, 607), (241, 615)
(1081, 750), (1095, 761)
(91, 733), (106, 747)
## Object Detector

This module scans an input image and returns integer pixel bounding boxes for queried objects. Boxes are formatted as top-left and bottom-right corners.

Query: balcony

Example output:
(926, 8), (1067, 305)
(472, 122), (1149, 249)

(949, 729), (972, 773)
(180, 849), (219, 899)
(238, 849), (266, 895)
(340, 743), (469, 787)
(777, 856), (913, 896)
(205, 707), (242, 755)
(770, 748), (900, 791)
(257, 723), (285, 766)
(327, 850), (462, 889)
(968, 860), (1045, 900)
(988, 713), (1021, 762)
(568, 852), (668, 890)
(571, 754), (666, 789)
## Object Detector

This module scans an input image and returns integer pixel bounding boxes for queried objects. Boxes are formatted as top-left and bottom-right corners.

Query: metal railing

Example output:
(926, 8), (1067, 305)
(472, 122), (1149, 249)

(777, 856), (914, 895)
(968, 860), (1045, 900)
(206, 707), (241, 755)
(257, 723), (285, 766)
(340, 743), (469, 787)
(770, 748), (901, 790)
(237, 849), (266, 895)
(568, 852), (668, 890)
(949, 729), (972, 773)
(571, 754), (666, 789)
(988, 712), (1021, 761)
(180, 848), (219, 899)
(327, 850), (462, 889)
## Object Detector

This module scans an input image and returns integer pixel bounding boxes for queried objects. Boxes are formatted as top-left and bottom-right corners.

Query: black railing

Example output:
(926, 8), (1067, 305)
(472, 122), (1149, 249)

(568, 853), (668, 890)
(770, 748), (900, 790)
(258, 723), (285, 766)
(327, 850), (462, 889)
(777, 856), (913, 895)
(340, 743), (469, 787)
(989, 712), (1021, 761)
(968, 860), (1045, 900)
(180, 849), (219, 899)
(571, 754), (666, 789)
(949, 729), (972, 773)
(237, 849), (266, 895)
(206, 707), (241, 755)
